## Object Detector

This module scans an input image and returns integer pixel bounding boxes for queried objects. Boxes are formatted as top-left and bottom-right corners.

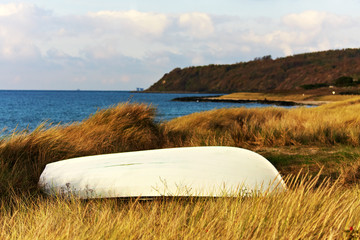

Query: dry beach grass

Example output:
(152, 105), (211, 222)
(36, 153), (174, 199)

(164, 97), (360, 147)
(2, 98), (360, 238)
(0, 103), (164, 199)
(1, 175), (360, 239)
(216, 92), (358, 103)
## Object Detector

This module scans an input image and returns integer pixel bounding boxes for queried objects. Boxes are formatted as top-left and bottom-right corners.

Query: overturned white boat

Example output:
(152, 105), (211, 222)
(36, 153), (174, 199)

(38, 146), (286, 198)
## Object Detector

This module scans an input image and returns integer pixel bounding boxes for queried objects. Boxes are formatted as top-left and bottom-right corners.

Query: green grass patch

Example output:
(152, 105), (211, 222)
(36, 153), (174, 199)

(257, 146), (360, 181)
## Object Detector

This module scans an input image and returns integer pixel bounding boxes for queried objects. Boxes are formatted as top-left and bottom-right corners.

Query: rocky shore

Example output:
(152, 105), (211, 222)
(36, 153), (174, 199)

(171, 96), (317, 106)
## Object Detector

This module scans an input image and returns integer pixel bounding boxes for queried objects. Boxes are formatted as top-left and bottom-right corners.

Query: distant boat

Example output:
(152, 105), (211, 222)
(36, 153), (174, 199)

(136, 88), (144, 92)
(38, 146), (286, 199)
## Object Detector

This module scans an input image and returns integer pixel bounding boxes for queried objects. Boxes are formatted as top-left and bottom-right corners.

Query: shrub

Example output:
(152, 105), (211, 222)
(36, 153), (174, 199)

(300, 83), (329, 90)
(334, 76), (355, 87)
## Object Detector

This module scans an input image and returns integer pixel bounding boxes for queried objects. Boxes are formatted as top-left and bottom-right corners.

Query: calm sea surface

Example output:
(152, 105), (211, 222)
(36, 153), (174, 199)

(0, 90), (290, 134)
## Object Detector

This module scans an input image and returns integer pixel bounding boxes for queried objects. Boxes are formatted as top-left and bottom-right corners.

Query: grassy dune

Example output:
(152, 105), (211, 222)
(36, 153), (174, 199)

(0, 103), (163, 198)
(1, 176), (360, 239)
(216, 92), (357, 102)
(165, 97), (360, 147)
(2, 99), (360, 239)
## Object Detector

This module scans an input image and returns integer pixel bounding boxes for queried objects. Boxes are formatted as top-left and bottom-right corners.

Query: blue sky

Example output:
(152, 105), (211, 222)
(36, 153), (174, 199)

(0, 0), (359, 90)
(29, 0), (360, 16)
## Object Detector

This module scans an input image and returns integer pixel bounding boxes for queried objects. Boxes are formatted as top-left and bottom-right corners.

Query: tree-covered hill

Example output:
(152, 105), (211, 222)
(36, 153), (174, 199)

(146, 48), (360, 93)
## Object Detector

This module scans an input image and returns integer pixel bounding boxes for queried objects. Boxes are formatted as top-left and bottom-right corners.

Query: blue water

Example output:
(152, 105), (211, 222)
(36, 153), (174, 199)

(0, 90), (287, 134)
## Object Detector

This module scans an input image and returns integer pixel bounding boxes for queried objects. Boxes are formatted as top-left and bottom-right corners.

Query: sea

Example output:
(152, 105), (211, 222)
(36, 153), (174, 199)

(0, 90), (291, 135)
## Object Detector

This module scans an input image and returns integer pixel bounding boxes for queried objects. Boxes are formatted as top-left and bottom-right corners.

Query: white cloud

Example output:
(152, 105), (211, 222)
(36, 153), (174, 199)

(0, 4), (359, 90)
(282, 10), (350, 32)
(0, 3), (26, 16)
(73, 76), (87, 83)
(238, 11), (360, 57)
(283, 11), (327, 31)
(82, 45), (119, 59)
(88, 10), (170, 36)
(178, 12), (214, 38)
(0, 3), (50, 60)
(0, 3), (48, 18)
(1, 43), (40, 60)
(191, 55), (205, 65)
(120, 75), (131, 83)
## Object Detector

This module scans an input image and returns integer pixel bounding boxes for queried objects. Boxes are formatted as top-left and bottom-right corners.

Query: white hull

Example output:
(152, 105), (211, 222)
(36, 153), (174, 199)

(38, 146), (286, 198)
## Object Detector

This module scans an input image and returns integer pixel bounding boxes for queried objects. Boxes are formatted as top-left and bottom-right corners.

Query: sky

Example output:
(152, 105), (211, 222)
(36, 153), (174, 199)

(0, 0), (360, 90)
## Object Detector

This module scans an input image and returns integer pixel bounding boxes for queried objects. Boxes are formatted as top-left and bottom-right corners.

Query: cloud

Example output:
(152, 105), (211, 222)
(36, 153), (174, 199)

(0, 4), (359, 90)
(283, 11), (327, 31)
(0, 3), (26, 16)
(88, 10), (170, 36)
(238, 10), (360, 56)
(178, 12), (214, 38)
(0, 3), (51, 60)
(282, 10), (350, 32)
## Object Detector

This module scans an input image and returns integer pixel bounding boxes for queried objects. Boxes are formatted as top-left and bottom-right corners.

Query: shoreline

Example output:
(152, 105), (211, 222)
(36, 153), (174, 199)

(171, 96), (328, 106)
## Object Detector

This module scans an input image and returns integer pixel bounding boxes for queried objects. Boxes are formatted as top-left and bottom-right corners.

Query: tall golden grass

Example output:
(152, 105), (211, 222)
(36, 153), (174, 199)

(1, 99), (360, 239)
(1, 175), (360, 239)
(0, 103), (163, 198)
(2, 99), (360, 199)
(217, 92), (358, 102)
(164, 97), (360, 147)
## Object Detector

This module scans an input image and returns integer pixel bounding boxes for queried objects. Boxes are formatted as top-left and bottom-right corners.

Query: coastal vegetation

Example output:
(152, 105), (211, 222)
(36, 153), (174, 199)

(2, 176), (360, 239)
(2, 99), (360, 238)
(213, 92), (357, 103)
(146, 48), (360, 93)
(165, 97), (360, 147)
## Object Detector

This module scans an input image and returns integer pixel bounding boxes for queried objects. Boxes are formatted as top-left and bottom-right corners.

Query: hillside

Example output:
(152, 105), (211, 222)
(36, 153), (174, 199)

(146, 48), (360, 93)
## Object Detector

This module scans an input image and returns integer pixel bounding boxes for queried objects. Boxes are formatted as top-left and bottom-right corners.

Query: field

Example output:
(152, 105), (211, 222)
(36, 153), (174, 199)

(2, 97), (360, 239)
(214, 92), (358, 104)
